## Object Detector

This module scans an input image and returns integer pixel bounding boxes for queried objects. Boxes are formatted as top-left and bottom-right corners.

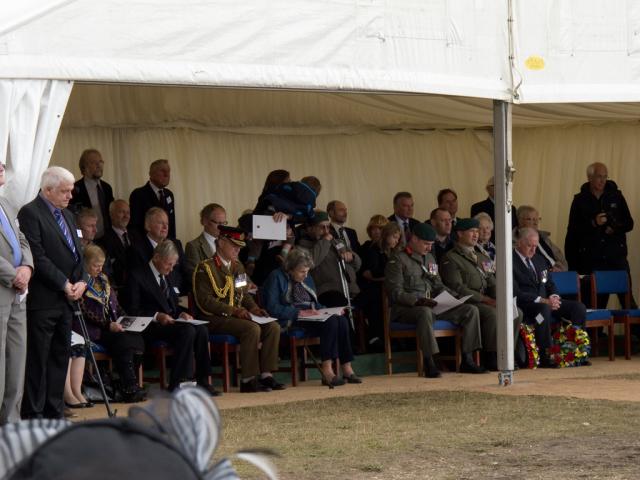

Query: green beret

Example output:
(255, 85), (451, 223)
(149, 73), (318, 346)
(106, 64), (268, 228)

(307, 210), (329, 225)
(412, 222), (436, 241)
(454, 218), (480, 231)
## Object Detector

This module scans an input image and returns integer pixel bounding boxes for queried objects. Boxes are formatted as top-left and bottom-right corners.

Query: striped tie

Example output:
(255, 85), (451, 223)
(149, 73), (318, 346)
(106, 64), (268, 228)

(53, 209), (79, 261)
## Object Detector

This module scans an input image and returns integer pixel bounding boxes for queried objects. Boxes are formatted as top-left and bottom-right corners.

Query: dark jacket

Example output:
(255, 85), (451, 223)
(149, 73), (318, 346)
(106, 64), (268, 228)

(512, 250), (558, 307)
(565, 180), (633, 273)
(129, 182), (176, 239)
(78, 273), (125, 341)
(261, 268), (323, 328)
(69, 177), (114, 233)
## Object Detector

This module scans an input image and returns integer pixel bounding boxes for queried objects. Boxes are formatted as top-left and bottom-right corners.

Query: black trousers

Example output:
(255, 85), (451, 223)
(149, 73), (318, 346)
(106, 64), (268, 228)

(100, 330), (145, 385)
(521, 299), (586, 350)
(297, 315), (354, 364)
(22, 306), (72, 419)
(144, 322), (211, 390)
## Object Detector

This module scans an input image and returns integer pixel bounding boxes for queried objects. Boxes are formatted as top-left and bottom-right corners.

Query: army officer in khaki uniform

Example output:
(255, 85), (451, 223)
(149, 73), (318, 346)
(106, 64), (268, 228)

(440, 218), (522, 371)
(193, 226), (284, 393)
(385, 223), (484, 378)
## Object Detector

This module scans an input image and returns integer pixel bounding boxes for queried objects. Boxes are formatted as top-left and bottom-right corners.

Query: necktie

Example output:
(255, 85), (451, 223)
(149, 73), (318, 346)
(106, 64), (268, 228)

(0, 207), (21, 267)
(526, 258), (537, 281)
(338, 227), (348, 246)
(158, 189), (167, 208)
(122, 231), (130, 247)
(159, 274), (168, 296)
(54, 209), (79, 261)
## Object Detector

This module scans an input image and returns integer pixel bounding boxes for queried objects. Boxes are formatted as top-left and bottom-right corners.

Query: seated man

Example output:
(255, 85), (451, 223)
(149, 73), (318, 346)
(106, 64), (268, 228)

(513, 228), (587, 368)
(385, 223), (485, 378)
(388, 191), (419, 246)
(192, 226), (284, 393)
(126, 240), (219, 395)
(429, 208), (454, 262)
(516, 205), (568, 272)
(185, 203), (227, 278)
(440, 218), (522, 371)
(296, 211), (361, 307)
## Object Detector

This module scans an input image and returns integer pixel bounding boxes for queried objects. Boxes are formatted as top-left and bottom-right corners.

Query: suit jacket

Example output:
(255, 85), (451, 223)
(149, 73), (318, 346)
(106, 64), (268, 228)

(69, 177), (115, 233)
(184, 232), (214, 278)
(18, 195), (86, 310)
(97, 226), (134, 288)
(0, 197), (34, 305)
(387, 214), (420, 246)
(512, 249), (558, 307)
(126, 262), (182, 319)
(329, 225), (361, 253)
(129, 181), (176, 239)
(470, 197), (518, 237)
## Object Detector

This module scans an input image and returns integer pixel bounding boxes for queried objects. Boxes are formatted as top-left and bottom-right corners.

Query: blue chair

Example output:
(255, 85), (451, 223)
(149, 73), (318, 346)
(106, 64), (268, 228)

(382, 291), (462, 376)
(209, 334), (240, 392)
(591, 270), (640, 360)
(551, 271), (614, 361)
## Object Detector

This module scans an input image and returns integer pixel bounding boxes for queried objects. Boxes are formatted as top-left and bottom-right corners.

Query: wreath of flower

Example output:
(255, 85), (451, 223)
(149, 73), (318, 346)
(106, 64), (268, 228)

(519, 323), (539, 369)
(550, 323), (591, 367)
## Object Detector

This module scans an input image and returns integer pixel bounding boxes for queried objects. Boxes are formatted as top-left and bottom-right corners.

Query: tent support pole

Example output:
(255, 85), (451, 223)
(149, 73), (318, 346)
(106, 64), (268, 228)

(493, 99), (515, 386)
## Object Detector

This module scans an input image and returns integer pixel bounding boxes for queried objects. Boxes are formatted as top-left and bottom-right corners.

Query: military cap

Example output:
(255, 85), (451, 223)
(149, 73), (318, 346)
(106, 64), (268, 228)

(412, 222), (436, 241)
(218, 225), (247, 247)
(307, 210), (329, 225)
(454, 218), (480, 231)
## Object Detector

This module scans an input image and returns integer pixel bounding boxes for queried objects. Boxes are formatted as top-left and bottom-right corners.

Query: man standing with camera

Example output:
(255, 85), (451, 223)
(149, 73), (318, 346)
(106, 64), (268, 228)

(565, 162), (635, 307)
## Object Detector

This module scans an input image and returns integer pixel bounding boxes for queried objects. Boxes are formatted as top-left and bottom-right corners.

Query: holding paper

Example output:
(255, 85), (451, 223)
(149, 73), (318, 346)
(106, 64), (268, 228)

(252, 215), (287, 240)
(430, 291), (472, 315)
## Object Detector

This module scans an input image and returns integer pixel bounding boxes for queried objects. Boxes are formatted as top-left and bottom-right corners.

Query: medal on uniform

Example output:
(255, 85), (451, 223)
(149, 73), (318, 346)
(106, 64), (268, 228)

(428, 263), (438, 276)
(234, 273), (248, 288)
(541, 269), (548, 284)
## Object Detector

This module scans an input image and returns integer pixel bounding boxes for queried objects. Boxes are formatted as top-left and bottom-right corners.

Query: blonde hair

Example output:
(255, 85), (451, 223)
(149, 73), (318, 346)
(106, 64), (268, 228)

(83, 244), (106, 264)
(366, 214), (389, 238)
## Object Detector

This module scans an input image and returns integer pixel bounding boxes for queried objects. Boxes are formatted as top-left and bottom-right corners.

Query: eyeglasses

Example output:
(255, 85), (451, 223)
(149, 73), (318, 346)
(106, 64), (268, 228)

(210, 220), (228, 226)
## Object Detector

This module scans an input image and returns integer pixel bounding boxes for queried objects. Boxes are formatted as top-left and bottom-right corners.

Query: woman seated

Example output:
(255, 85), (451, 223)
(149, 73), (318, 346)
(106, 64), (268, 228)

(359, 214), (389, 254)
(261, 249), (362, 387)
(358, 221), (402, 350)
(474, 212), (496, 262)
(78, 244), (146, 403)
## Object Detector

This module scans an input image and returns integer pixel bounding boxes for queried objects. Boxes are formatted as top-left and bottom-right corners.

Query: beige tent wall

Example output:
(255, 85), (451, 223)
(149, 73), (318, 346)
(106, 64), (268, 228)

(49, 85), (640, 299)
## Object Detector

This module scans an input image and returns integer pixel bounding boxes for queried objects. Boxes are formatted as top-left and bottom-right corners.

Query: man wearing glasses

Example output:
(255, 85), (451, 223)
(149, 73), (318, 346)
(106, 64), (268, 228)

(185, 203), (227, 278)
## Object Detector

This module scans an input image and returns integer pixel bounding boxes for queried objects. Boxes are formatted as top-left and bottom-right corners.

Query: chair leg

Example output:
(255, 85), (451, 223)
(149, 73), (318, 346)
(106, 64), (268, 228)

(624, 317), (631, 360)
(385, 337), (393, 375)
(290, 337), (298, 387)
(221, 343), (231, 393)
(455, 332), (462, 373)
(232, 348), (240, 387)
(138, 364), (144, 388)
(301, 341), (309, 382)
(608, 323), (615, 362)
(156, 349), (167, 390)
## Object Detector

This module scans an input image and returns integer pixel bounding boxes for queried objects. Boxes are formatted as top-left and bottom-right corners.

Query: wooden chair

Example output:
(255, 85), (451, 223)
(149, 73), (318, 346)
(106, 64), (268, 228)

(209, 334), (241, 392)
(382, 291), (462, 376)
(146, 341), (175, 390)
(280, 329), (321, 386)
(591, 270), (640, 360)
(91, 343), (144, 388)
(551, 271), (614, 360)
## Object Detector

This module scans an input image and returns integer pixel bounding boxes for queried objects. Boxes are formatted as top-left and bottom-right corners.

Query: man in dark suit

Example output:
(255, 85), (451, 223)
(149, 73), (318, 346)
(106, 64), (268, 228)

(0, 162), (33, 424)
(126, 240), (219, 395)
(513, 227), (587, 368)
(129, 159), (176, 239)
(388, 191), (419, 246)
(470, 176), (518, 241)
(18, 166), (88, 419)
(69, 149), (114, 240)
(97, 199), (132, 290)
(327, 200), (361, 254)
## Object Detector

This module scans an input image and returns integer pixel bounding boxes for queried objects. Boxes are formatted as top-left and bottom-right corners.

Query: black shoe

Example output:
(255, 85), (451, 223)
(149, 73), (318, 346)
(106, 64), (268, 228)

(121, 386), (147, 403)
(259, 376), (286, 391)
(539, 356), (559, 369)
(424, 355), (442, 378)
(65, 402), (86, 409)
(197, 383), (223, 397)
(343, 373), (362, 384)
(240, 377), (271, 393)
(321, 375), (345, 387)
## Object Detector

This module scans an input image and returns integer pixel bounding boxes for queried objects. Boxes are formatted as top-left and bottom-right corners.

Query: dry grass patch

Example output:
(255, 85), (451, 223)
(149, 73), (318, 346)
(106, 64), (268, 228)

(217, 391), (640, 479)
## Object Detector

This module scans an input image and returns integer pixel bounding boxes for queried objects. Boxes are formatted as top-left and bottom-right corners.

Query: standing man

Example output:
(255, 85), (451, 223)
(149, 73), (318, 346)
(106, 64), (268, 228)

(470, 176), (518, 239)
(385, 223), (484, 378)
(97, 199), (133, 291)
(69, 149), (114, 239)
(18, 166), (87, 419)
(514, 228), (587, 368)
(129, 159), (176, 239)
(327, 200), (361, 254)
(193, 226), (283, 393)
(388, 192), (419, 246)
(0, 162), (33, 424)
(185, 203), (227, 278)
(565, 162), (635, 307)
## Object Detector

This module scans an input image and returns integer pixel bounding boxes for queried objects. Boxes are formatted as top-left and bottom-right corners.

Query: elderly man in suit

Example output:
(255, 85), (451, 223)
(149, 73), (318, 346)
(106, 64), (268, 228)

(18, 166), (87, 419)
(69, 149), (114, 239)
(126, 240), (219, 395)
(388, 192), (419, 246)
(193, 226), (283, 393)
(513, 227), (587, 368)
(129, 159), (176, 239)
(0, 162), (34, 424)
(97, 199), (133, 290)
(185, 203), (227, 278)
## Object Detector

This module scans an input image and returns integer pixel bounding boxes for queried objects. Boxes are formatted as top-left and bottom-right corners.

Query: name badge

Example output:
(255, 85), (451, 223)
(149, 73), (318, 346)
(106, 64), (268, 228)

(77, 229), (83, 238)
(173, 286), (180, 294)
(235, 273), (248, 288)
(481, 261), (493, 273)
(166, 196), (172, 205)
(541, 270), (548, 284)
(427, 263), (438, 276)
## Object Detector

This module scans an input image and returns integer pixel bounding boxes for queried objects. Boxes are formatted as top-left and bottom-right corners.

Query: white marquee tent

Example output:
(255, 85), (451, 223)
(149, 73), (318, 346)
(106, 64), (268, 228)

(2, 0), (640, 373)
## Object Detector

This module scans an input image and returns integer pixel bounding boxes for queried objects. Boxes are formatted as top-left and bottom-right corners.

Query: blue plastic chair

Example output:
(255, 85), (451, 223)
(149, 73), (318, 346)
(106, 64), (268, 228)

(591, 270), (640, 360)
(551, 271), (614, 360)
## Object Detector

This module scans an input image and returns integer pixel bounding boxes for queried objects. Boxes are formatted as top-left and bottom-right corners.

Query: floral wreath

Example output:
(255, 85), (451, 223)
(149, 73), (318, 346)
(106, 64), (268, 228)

(550, 323), (591, 367)
(519, 323), (540, 369)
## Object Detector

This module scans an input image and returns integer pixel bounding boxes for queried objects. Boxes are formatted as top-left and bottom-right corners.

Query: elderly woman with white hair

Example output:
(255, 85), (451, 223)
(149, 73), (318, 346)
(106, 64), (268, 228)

(261, 248), (362, 387)
(473, 212), (496, 262)
(516, 205), (568, 272)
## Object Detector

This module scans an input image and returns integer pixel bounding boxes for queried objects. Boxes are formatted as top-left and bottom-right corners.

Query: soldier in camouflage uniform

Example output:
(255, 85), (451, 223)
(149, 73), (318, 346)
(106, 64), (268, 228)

(385, 223), (484, 378)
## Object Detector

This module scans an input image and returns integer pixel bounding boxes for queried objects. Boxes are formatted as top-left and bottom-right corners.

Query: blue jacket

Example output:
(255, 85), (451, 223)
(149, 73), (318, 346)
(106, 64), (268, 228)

(261, 268), (324, 328)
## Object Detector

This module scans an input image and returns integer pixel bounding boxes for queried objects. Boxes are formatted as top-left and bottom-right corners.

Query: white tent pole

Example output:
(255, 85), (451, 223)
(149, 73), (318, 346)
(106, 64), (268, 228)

(493, 99), (515, 386)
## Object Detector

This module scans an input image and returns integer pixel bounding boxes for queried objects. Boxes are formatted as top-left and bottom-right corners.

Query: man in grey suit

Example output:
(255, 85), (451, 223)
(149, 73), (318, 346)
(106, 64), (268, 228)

(184, 203), (227, 277)
(0, 162), (33, 424)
